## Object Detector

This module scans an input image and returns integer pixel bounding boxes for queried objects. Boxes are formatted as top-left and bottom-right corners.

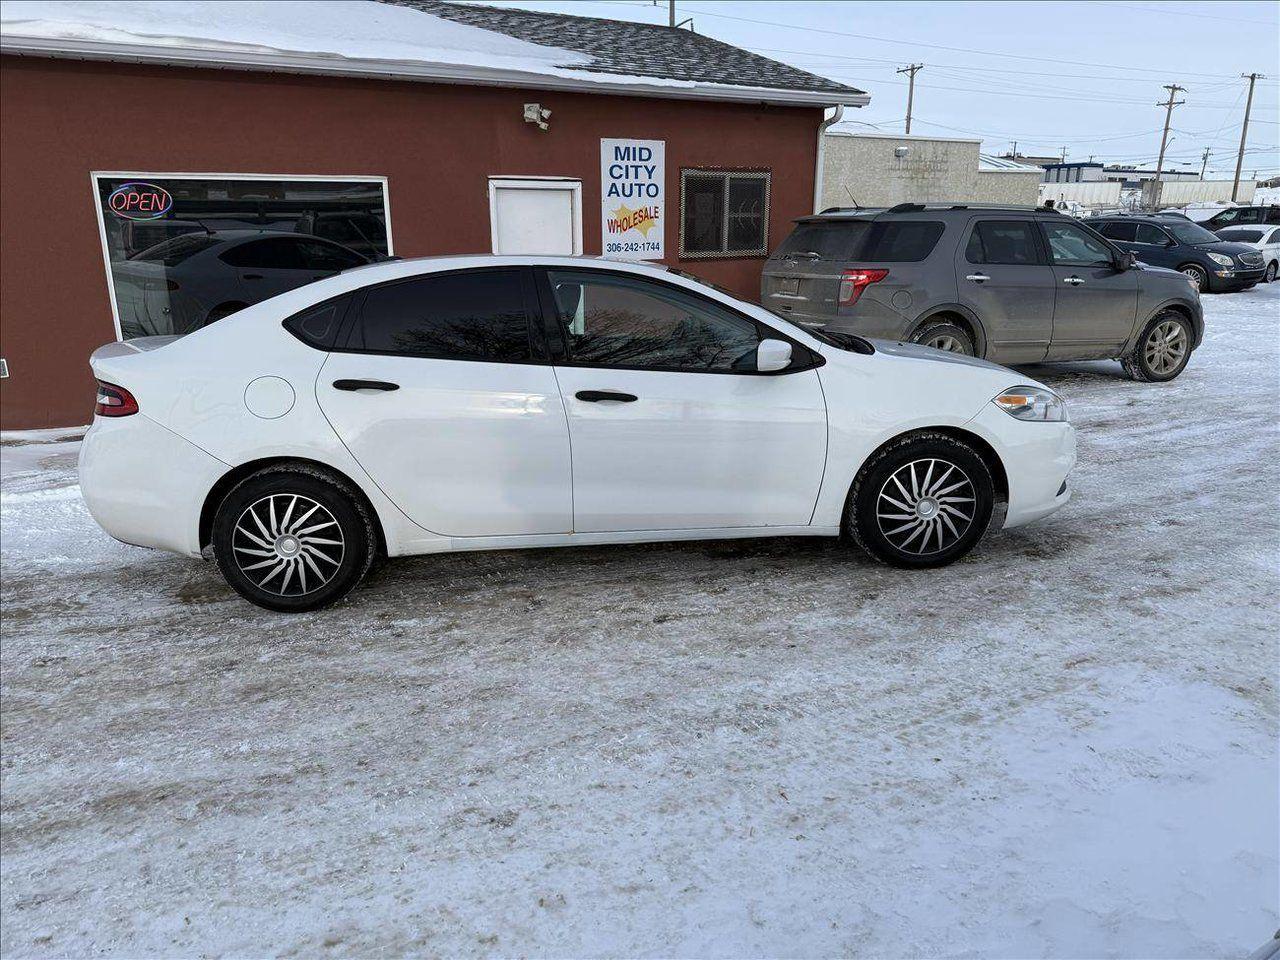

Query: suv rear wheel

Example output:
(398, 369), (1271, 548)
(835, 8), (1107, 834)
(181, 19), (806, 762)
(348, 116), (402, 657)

(911, 319), (975, 356)
(845, 432), (995, 568)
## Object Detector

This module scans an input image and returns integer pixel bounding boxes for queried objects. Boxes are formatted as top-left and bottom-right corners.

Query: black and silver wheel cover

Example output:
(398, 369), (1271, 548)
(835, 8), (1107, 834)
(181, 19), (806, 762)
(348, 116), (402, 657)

(1143, 318), (1188, 376)
(876, 458), (976, 555)
(232, 494), (345, 597)
(923, 333), (967, 354)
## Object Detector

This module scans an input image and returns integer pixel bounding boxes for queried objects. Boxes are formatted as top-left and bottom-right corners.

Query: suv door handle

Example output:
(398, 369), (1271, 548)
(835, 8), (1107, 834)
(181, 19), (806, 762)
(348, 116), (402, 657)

(965, 273), (990, 283)
(575, 390), (637, 403)
(333, 379), (399, 392)
(1063, 276), (1085, 285)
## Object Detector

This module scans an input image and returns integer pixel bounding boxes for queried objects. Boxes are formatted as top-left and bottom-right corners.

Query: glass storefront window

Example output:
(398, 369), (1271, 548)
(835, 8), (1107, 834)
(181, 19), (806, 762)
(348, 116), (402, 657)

(93, 175), (392, 339)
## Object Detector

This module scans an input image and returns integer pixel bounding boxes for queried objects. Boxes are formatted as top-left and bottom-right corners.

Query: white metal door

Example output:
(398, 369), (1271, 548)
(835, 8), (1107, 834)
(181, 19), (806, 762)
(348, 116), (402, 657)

(489, 178), (582, 255)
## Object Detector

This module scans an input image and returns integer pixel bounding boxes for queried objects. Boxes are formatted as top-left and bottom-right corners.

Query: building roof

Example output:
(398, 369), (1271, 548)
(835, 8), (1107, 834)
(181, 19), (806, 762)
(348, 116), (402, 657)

(979, 154), (1043, 173)
(396, 1), (864, 99)
(0, 0), (868, 107)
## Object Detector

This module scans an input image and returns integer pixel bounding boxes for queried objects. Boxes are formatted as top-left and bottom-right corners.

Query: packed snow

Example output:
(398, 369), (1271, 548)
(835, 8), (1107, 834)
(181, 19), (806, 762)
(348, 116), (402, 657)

(1, 285), (1278, 957)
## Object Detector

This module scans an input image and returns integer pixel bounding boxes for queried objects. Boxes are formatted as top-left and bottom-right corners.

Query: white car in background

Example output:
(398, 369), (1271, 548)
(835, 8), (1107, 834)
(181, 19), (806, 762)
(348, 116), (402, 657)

(79, 256), (1075, 612)
(1214, 225), (1280, 283)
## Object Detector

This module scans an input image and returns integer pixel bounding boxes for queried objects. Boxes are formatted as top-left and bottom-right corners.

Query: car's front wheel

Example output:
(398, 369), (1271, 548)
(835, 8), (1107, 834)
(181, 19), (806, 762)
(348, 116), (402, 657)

(846, 432), (995, 569)
(1179, 263), (1209, 292)
(212, 465), (377, 612)
(1266, 261), (1277, 283)
(1122, 311), (1193, 382)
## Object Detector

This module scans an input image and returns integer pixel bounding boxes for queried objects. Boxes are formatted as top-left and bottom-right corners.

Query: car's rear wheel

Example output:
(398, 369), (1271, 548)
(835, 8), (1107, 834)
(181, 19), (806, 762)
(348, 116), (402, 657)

(1266, 261), (1277, 283)
(1122, 311), (1193, 382)
(845, 432), (995, 569)
(1178, 263), (1209, 292)
(911, 320), (975, 356)
(212, 466), (376, 612)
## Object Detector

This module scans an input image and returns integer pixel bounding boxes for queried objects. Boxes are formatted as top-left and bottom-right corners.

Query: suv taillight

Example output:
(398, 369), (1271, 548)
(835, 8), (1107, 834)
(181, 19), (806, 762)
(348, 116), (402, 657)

(95, 380), (139, 417)
(839, 268), (889, 307)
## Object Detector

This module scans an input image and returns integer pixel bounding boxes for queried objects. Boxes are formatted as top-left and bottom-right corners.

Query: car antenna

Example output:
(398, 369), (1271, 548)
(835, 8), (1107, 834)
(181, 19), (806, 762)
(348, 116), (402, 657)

(843, 186), (861, 209)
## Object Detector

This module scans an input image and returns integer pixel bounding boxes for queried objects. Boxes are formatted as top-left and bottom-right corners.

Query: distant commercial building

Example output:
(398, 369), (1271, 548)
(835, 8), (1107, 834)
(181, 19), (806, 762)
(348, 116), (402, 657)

(1042, 161), (1200, 190)
(820, 126), (1042, 209)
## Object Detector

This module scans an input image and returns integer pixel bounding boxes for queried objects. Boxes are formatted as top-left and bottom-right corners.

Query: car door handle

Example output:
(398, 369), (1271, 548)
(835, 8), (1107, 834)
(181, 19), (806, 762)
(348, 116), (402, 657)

(1063, 276), (1085, 285)
(965, 273), (990, 283)
(575, 390), (637, 403)
(332, 379), (399, 392)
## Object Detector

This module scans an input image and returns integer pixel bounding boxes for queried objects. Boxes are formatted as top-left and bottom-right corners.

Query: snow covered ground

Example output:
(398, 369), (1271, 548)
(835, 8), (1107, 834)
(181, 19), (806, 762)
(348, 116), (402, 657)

(2, 285), (1278, 958)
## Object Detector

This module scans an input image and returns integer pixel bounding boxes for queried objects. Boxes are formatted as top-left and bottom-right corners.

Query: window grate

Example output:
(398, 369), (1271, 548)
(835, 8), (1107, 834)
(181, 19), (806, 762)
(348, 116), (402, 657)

(679, 169), (770, 259)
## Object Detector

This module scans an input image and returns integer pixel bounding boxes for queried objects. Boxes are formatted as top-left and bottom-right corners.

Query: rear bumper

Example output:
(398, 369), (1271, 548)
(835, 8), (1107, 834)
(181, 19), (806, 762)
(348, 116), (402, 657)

(79, 414), (227, 557)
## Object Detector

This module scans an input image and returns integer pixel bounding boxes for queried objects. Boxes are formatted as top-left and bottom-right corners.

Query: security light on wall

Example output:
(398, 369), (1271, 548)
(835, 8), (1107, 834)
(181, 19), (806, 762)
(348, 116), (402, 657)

(523, 103), (551, 131)
(894, 146), (910, 158)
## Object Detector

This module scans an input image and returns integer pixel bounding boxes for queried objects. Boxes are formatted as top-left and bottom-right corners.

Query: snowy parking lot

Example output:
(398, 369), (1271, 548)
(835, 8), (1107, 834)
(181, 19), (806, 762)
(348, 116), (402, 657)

(2, 284), (1277, 957)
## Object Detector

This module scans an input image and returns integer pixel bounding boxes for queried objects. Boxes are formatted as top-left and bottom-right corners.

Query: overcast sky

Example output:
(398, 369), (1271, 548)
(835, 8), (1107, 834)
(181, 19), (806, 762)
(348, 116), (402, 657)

(462, 0), (1280, 176)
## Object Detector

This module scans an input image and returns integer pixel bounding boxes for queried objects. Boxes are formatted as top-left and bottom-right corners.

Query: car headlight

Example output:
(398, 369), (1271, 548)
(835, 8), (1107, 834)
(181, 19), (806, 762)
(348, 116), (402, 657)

(993, 386), (1069, 422)
(1208, 252), (1234, 267)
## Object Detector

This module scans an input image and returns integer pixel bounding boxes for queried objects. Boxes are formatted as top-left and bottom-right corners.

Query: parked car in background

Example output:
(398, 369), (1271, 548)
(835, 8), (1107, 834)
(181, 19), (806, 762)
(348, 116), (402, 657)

(1214, 225), (1280, 282)
(1198, 204), (1280, 232)
(1092, 215), (1266, 292)
(79, 255), (1076, 611)
(111, 230), (371, 336)
(763, 204), (1203, 381)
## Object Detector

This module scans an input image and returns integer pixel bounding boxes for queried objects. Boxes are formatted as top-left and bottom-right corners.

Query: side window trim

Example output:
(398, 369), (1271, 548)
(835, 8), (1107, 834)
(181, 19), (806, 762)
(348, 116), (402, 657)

(334, 266), (544, 364)
(531, 266), (821, 376)
(282, 292), (355, 351)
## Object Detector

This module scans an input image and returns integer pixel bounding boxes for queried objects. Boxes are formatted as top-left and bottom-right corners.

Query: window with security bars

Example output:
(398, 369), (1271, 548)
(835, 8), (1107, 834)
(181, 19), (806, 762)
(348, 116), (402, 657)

(679, 170), (770, 258)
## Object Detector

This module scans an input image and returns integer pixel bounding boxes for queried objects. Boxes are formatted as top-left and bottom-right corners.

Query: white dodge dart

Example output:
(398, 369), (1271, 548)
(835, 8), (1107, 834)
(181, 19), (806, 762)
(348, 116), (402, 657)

(80, 255), (1075, 611)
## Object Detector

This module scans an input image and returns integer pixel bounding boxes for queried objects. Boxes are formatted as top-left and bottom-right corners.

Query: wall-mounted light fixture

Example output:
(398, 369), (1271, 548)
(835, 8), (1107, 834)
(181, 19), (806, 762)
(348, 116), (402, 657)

(523, 102), (551, 131)
(894, 146), (910, 158)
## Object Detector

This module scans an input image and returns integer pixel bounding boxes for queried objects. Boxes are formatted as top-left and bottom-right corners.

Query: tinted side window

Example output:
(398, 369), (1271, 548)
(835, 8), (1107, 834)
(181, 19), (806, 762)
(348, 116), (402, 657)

(296, 239), (366, 271)
(1098, 221), (1137, 242)
(220, 237), (310, 270)
(966, 221), (1041, 265)
(1041, 221), (1114, 267)
(283, 295), (350, 350)
(349, 270), (532, 362)
(1135, 224), (1170, 245)
(547, 270), (760, 372)
(864, 221), (945, 262)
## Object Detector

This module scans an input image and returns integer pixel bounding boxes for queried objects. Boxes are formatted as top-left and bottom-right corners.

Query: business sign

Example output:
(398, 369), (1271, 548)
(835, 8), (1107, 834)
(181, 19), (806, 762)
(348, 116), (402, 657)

(106, 182), (174, 220)
(600, 138), (664, 260)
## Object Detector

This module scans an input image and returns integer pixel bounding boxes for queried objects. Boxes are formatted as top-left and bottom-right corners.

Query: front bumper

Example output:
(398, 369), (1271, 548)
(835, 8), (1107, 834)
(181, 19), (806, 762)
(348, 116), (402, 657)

(1210, 267), (1266, 290)
(79, 414), (228, 557)
(966, 403), (1076, 530)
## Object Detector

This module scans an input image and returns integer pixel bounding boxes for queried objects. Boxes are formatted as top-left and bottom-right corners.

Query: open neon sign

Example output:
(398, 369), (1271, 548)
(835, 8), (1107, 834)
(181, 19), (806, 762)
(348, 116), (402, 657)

(107, 182), (173, 220)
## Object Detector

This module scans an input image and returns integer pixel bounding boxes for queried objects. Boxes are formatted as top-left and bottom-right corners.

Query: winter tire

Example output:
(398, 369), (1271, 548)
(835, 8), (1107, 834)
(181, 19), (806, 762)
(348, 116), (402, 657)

(845, 432), (995, 569)
(1122, 311), (1193, 383)
(212, 466), (376, 612)
(1178, 264), (1208, 292)
(1265, 262), (1277, 283)
(911, 320), (975, 356)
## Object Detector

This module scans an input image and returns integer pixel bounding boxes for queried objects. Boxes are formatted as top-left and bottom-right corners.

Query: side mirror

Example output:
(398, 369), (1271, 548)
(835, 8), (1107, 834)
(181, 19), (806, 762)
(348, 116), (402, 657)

(1115, 251), (1137, 271)
(757, 338), (793, 373)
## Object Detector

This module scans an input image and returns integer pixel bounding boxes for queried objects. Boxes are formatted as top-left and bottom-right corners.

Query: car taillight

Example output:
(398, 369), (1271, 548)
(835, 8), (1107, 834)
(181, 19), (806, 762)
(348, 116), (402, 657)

(94, 380), (139, 417)
(839, 268), (889, 307)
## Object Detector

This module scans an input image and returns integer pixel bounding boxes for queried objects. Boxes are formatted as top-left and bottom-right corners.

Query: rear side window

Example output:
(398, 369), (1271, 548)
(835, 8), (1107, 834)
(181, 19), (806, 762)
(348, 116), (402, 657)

(966, 221), (1041, 265)
(1136, 224), (1171, 244)
(1225, 229), (1264, 243)
(774, 222), (870, 260)
(283, 295), (350, 350)
(864, 221), (944, 261)
(347, 269), (532, 362)
(1097, 221), (1136, 242)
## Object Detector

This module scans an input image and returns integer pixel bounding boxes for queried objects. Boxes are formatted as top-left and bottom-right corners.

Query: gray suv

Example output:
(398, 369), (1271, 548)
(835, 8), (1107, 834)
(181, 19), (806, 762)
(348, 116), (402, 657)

(762, 204), (1205, 381)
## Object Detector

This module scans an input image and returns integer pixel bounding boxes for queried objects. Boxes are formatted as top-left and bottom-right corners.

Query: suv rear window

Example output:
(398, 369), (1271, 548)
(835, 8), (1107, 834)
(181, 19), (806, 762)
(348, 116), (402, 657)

(774, 222), (870, 260)
(863, 221), (945, 261)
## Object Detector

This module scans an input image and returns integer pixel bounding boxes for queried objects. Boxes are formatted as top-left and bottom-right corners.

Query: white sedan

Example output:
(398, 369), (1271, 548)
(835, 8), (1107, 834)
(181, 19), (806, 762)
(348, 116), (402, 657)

(1214, 225), (1280, 283)
(80, 256), (1076, 611)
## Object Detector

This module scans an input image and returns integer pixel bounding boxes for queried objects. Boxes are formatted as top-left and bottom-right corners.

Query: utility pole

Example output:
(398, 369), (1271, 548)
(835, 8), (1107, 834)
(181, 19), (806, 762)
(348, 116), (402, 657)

(1009, 140), (1018, 159)
(1153, 83), (1186, 209)
(897, 63), (923, 135)
(1059, 146), (1068, 163)
(1233, 72), (1264, 202)
(1200, 146), (1211, 179)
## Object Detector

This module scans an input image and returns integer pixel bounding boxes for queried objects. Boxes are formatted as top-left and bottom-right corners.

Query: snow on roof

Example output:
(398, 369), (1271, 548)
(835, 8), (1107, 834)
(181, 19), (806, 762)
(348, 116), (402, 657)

(979, 153), (1043, 173)
(0, 0), (868, 107)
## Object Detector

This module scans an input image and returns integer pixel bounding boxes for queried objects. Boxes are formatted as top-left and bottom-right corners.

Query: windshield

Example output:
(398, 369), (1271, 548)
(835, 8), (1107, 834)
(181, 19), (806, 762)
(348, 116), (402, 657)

(1166, 222), (1220, 245)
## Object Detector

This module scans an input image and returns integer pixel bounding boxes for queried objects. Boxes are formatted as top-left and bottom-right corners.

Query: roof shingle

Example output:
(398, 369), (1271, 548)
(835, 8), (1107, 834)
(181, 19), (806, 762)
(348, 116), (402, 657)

(387, 0), (865, 98)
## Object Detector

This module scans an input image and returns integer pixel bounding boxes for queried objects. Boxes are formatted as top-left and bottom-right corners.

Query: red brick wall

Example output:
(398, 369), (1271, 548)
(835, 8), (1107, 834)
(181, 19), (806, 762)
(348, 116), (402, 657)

(0, 56), (821, 428)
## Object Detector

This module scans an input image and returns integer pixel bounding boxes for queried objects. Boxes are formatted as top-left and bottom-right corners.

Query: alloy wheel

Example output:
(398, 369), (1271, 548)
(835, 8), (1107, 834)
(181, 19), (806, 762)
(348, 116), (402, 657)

(876, 458), (975, 555)
(232, 494), (345, 597)
(1266, 262), (1277, 283)
(1143, 319), (1188, 376)
(924, 334), (967, 354)
(1181, 265), (1207, 291)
